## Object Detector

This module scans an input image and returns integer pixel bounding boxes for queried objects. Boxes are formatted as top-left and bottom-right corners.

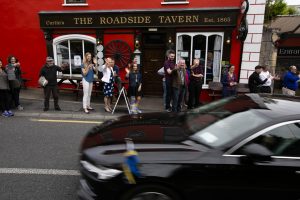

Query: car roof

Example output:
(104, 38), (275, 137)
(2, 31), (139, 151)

(252, 94), (300, 119)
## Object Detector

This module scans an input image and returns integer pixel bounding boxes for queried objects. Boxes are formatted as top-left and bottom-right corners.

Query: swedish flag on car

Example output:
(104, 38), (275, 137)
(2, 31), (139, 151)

(122, 138), (141, 184)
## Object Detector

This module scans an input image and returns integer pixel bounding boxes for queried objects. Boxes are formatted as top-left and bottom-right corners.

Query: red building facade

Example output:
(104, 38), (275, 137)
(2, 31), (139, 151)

(0, 0), (249, 99)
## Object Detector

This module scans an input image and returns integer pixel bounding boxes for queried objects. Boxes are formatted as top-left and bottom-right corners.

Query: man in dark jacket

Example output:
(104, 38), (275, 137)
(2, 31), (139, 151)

(248, 65), (269, 93)
(39, 57), (63, 111)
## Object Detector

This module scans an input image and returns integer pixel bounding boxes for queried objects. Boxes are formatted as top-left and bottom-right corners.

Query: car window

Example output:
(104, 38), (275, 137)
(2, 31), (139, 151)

(235, 123), (300, 157)
(189, 110), (269, 147)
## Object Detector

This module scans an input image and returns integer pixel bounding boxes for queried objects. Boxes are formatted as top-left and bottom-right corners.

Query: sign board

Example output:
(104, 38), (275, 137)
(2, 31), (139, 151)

(39, 8), (239, 29)
(278, 47), (300, 57)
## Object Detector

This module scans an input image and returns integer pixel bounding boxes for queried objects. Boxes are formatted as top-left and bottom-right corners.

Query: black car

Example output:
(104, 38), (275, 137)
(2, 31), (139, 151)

(78, 94), (300, 200)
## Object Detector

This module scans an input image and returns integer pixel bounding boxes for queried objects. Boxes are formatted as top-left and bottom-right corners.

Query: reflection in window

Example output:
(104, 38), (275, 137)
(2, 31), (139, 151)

(235, 123), (300, 157)
(56, 39), (95, 75)
(176, 33), (223, 85)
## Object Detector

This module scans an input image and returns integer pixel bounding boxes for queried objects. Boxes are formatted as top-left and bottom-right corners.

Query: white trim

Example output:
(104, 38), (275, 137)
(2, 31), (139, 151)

(53, 34), (96, 77)
(62, 3), (88, 6)
(161, 1), (189, 5)
(53, 34), (96, 45)
(224, 120), (300, 155)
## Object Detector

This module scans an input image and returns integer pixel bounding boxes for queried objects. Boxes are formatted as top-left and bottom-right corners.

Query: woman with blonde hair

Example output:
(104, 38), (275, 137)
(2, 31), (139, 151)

(81, 52), (97, 114)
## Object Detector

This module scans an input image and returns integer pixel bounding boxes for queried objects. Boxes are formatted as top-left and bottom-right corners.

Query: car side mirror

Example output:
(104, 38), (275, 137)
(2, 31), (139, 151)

(239, 143), (273, 164)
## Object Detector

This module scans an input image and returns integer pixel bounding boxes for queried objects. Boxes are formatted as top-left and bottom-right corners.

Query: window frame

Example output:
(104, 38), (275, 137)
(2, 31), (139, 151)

(176, 32), (224, 88)
(53, 34), (96, 77)
(161, 0), (189, 5)
(63, 0), (88, 6)
(224, 120), (300, 160)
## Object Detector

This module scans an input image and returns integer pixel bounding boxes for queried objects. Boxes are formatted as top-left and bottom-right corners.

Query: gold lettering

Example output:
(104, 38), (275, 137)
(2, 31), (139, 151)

(178, 16), (184, 23)
(192, 15), (199, 22)
(158, 16), (164, 23)
(145, 16), (151, 24)
(120, 17), (127, 24)
(100, 17), (106, 24)
(74, 18), (80, 24)
(137, 16), (144, 23)
(128, 16), (134, 23)
(87, 18), (93, 24)
(186, 16), (192, 23)
(107, 17), (113, 24)
(113, 17), (120, 24)
(164, 16), (171, 23)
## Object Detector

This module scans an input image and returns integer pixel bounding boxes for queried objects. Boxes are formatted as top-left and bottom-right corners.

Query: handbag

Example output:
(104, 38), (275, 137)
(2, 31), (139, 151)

(38, 76), (48, 87)
(157, 67), (165, 76)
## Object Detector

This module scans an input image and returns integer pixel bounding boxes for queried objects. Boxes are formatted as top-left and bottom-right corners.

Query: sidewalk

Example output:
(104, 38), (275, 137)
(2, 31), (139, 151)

(13, 88), (164, 120)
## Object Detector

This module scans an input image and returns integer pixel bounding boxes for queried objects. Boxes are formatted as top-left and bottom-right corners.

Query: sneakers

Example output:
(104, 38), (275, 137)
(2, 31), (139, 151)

(17, 105), (24, 111)
(2, 110), (13, 117)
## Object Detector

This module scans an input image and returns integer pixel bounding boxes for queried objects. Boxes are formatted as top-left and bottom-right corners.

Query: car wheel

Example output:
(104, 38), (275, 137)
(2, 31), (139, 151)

(121, 185), (180, 200)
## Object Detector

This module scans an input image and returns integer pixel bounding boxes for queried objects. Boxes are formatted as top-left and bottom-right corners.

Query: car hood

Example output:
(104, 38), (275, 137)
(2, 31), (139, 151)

(82, 143), (208, 167)
(80, 112), (188, 151)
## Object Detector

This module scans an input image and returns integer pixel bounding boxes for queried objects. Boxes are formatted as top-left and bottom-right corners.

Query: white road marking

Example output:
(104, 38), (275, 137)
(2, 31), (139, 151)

(0, 168), (80, 176)
(30, 118), (102, 124)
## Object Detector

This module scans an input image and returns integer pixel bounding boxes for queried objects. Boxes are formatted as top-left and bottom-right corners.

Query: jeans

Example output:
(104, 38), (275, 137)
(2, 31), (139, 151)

(172, 85), (185, 112)
(82, 78), (93, 109)
(162, 79), (166, 107)
(0, 89), (10, 112)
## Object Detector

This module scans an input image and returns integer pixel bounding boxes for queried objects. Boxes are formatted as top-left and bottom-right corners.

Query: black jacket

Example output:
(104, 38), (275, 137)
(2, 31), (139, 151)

(248, 71), (267, 93)
(40, 64), (62, 86)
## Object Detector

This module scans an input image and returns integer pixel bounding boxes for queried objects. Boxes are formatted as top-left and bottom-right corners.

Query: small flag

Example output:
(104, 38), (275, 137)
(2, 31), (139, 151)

(122, 138), (141, 184)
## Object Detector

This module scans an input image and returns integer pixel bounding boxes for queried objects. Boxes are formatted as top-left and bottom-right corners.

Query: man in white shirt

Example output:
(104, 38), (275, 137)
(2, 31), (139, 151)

(259, 66), (273, 93)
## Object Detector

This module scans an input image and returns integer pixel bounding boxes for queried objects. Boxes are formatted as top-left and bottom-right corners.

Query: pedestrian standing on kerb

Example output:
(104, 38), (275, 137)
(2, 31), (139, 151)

(163, 49), (176, 112)
(39, 56), (63, 111)
(248, 65), (269, 93)
(0, 59), (14, 117)
(5, 55), (23, 110)
(81, 52), (97, 114)
(282, 65), (300, 96)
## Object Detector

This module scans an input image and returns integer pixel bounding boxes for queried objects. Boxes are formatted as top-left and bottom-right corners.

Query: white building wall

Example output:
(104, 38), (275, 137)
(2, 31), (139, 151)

(240, 0), (266, 84)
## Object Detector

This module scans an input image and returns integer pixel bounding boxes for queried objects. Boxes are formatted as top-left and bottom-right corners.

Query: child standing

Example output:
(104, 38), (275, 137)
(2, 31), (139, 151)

(126, 63), (142, 114)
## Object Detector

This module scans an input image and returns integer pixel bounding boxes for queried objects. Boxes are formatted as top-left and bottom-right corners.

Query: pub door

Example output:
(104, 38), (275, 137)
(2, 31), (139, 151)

(142, 33), (166, 96)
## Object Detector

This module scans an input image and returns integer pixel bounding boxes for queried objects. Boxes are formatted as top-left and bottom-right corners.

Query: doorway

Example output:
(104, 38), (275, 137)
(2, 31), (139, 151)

(142, 33), (166, 96)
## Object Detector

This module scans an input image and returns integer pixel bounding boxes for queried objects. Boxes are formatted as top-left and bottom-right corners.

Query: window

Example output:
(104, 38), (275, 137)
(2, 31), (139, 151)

(176, 32), (223, 86)
(53, 34), (96, 76)
(65, 0), (86, 3)
(234, 122), (300, 157)
(161, 0), (189, 4)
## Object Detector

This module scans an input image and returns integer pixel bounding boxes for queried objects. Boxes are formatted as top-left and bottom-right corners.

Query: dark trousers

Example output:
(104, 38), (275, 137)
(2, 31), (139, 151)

(260, 86), (271, 93)
(0, 89), (10, 112)
(44, 85), (59, 109)
(188, 80), (202, 109)
(172, 85), (185, 112)
(8, 81), (21, 107)
(165, 79), (172, 110)
(222, 87), (237, 97)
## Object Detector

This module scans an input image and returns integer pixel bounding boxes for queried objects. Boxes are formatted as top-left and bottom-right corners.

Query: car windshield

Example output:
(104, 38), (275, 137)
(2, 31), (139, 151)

(187, 94), (271, 147)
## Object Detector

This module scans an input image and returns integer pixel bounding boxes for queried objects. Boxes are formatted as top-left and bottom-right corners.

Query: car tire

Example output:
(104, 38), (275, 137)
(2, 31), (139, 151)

(120, 184), (181, 200)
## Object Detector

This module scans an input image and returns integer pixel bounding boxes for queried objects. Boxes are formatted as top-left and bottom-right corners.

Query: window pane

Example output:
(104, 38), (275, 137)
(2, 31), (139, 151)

(235, 124), (300, 157)
(70, 40), (83, 74)
(206, 35), (222, 84)
(66, 0), (86, 4)
(56, 41), (70, 75)
(177, 35), (191, 64)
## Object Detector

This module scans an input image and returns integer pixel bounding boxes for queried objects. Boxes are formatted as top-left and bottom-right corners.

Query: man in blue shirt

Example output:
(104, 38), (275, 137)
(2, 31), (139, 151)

(282, 65), (300, 96)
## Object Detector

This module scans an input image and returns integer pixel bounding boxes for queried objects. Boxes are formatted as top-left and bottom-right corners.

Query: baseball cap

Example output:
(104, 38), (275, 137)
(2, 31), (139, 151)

(46, 56), (54, 62)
